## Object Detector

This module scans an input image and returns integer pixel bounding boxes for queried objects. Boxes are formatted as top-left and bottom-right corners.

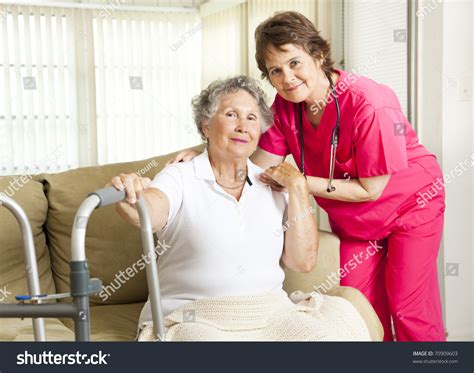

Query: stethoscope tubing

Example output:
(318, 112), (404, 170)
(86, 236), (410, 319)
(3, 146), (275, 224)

(298, 72), (341, 193)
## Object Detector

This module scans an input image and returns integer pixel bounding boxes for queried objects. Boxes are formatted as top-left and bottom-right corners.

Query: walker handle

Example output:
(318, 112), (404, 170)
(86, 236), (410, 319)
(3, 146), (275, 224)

(88, 187), (126, 208)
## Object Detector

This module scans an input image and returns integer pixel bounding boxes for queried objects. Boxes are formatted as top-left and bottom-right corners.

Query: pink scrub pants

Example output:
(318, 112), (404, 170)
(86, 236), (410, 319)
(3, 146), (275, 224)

(339, 214), (445, 341)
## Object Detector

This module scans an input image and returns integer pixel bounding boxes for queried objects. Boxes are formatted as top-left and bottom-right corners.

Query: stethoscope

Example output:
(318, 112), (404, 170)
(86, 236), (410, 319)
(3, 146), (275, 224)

(298, 72), (341, 193)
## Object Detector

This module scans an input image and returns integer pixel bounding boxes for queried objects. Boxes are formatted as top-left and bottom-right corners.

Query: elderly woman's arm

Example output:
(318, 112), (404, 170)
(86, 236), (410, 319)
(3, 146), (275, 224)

(109, 173), (169, 233)
(263, 164), (318, 273)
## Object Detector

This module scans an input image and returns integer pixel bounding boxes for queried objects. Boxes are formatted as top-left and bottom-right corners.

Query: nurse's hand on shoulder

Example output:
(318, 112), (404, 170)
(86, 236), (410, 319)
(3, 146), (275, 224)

(166, 148), (201, 165)
(260, 163), (307, 193)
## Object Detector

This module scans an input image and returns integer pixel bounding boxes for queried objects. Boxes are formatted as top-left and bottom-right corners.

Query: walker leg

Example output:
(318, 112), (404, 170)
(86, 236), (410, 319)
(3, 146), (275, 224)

(70, 261), (91, 341)
(0, 194), (46, 341)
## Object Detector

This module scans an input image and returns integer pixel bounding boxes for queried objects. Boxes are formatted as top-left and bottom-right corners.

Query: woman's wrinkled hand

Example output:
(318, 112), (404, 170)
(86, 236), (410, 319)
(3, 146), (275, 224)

(165, 149), (201, 166)
(259, 163), (307, 192)
(106, 173), (151, 205)
(105, 173), (152, 228)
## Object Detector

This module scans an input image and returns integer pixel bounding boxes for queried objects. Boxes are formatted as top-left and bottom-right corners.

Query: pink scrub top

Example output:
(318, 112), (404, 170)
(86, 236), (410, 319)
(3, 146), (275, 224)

(259, 69), (445, 240)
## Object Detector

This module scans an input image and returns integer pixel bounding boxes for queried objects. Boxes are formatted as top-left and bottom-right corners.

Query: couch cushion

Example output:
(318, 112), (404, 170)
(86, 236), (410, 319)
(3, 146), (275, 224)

(0, 302), (144, 342)
(0, 318), (75, 341)
(60, 303), (145, 341)
(0, 177), (56, 302)
(36, 148), (192, 306)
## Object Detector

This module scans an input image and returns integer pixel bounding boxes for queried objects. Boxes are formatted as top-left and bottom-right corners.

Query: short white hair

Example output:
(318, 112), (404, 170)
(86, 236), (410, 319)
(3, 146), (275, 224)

(191, 76), (274, 140)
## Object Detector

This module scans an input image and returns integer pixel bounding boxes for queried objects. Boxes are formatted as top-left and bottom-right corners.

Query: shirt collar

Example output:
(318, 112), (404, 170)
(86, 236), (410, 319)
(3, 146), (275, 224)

(194, 148), (263, 185)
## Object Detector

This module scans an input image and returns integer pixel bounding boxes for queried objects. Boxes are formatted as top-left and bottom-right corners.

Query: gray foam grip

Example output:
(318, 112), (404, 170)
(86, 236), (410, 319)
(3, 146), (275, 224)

(89, 187), (126, 208)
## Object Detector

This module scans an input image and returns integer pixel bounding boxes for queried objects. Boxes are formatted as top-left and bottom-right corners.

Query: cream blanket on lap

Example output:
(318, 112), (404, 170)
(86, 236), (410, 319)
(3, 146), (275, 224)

(137, 290), (371, 342)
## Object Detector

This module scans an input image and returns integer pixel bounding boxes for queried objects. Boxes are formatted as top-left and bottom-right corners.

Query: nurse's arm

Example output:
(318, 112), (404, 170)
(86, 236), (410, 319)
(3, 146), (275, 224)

(306, 174), (391, 202)
(167, 146), (285, 168)
(251, 147), (286, 168)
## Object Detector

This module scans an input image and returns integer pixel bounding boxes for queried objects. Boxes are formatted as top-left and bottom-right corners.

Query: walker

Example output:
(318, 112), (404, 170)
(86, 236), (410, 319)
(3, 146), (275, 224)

(0, 187), (165, 341)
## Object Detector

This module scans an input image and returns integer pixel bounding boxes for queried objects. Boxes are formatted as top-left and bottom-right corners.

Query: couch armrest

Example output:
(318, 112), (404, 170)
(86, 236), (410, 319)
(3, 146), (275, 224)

(326, 286), (384, 341)
(282, 230), (384, 341)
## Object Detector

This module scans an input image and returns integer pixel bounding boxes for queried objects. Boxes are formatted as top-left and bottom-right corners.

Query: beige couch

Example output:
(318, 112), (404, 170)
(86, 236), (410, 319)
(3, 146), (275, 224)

(0, 147), (383, 341)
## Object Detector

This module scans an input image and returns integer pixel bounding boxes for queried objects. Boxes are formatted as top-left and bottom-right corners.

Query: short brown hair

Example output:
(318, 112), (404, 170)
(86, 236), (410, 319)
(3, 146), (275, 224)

(255, 11), (334, 80)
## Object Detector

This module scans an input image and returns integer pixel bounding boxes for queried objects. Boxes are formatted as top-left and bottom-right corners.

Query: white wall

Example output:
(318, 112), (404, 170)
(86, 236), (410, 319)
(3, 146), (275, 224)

(472, 0), (474, 340)
(441, 0), (473, 341)
(420, 0), (473, 341)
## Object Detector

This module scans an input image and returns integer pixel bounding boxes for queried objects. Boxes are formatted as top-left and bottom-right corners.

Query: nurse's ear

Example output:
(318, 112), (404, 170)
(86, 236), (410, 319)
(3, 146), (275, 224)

(313, 55), (324, 69)
(308, 49), (324, 67)
(265, 70), (276, 88)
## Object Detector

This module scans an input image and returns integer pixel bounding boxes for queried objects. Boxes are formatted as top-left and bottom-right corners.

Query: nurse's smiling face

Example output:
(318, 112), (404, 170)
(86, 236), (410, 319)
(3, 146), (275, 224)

(202, 90), (261, 160)
(265, 43), (327, 105)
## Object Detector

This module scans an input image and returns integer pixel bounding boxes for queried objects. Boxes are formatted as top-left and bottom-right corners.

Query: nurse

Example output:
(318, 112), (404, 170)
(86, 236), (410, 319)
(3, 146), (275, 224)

(172, 11), (446, 342)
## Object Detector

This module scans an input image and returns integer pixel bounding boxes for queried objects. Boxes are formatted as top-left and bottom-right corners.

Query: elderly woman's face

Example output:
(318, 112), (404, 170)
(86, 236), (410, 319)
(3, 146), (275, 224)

(265, 43), (322, 103)
(202, 90), (261, 158)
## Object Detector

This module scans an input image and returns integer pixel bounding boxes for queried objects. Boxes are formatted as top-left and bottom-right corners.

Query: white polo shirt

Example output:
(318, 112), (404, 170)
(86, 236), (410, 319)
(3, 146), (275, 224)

(138, 150), (287, 326)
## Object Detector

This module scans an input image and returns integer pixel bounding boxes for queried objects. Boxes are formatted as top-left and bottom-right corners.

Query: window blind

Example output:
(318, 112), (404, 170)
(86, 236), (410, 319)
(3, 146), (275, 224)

(0, 5), (77, 175)
(344, 0), (408, 113)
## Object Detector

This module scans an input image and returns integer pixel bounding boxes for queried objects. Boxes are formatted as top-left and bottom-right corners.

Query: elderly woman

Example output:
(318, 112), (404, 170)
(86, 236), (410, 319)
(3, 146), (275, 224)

(109, 76), (371, 341)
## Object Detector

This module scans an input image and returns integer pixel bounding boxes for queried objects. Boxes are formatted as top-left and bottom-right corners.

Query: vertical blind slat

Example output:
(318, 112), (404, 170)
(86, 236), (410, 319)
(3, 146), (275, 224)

(44, 7), (58, 170)
(66, 8), (78, 170)
(33, 7), (47, 171)
(103, 15), (113, 162)
(93, 11), (107, 164)
(115, 15), (125, 161)
(23, 6), (36, 170)
(133, 12), (143, 160)
(11, 7), (25, 172)
(142, 15), (153, 158)
(1, 8), (14, 174)
(54, 9), (67, 170)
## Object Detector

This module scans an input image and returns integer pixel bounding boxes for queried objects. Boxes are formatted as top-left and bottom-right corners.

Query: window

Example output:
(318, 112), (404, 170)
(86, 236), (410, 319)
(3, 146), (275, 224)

(0, 6), (77, 175)
(93, 11), (201, 164)
(0, 4), (201, 175)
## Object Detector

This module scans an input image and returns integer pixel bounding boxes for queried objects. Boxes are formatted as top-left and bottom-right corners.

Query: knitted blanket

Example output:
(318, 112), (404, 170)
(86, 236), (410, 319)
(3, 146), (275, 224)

(137, 290), (371, 341)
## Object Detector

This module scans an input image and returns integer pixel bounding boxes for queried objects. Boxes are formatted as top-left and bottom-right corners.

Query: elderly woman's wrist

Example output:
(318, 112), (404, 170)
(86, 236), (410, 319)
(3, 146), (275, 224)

(287, 177), (309, 193)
